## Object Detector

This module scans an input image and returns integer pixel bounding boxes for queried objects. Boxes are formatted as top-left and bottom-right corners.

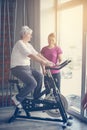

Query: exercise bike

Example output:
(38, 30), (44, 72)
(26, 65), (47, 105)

(8, 60), (73, 129)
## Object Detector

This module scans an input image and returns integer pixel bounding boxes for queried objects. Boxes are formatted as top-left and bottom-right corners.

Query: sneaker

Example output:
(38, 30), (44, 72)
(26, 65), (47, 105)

(12, 95), (22, 109)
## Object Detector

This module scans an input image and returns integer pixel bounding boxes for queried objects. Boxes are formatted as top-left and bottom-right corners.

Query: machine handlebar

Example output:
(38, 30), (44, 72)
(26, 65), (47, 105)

(45, 59), (71, 70)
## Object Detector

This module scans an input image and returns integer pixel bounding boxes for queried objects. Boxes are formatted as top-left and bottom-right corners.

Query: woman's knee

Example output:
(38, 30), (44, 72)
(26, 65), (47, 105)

(27, 78), (37, 89)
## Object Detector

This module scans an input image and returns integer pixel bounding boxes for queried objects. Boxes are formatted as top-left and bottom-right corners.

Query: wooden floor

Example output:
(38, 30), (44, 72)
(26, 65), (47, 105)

(0, 107), (87, 130)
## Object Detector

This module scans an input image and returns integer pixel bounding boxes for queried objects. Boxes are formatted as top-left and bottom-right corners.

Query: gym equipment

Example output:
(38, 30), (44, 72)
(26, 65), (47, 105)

(8, 60), (73, 129)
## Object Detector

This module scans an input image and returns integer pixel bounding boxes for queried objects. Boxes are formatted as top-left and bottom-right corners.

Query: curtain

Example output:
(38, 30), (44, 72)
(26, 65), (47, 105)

(0, 0), (16, 106)
(0, 0), (16, 86)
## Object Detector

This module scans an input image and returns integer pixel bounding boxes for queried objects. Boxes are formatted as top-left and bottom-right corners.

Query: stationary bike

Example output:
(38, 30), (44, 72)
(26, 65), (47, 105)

(8, 60), (73, 128)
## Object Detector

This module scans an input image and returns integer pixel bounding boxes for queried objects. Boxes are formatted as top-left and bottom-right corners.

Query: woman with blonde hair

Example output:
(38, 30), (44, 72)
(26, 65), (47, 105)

(41, 33), (63, 92)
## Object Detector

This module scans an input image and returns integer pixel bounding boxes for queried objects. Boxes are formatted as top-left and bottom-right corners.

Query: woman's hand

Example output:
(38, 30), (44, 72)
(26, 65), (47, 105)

(45, 61), (55, 67)
(42, 68), (47, 75)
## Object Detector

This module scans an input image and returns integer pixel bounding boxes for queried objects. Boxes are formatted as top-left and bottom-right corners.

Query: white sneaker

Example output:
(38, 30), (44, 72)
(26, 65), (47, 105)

(12, 95), (22, 109)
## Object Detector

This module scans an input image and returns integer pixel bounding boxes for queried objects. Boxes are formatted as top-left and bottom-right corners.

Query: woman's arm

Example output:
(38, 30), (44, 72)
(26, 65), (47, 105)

(58, 54), (62, 63)
(56, 54), (62, 66)
(28, 53), (55, 67)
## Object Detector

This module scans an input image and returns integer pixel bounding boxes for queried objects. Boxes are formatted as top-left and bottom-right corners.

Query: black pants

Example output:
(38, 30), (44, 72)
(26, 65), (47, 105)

(52, 73), (61, 91)
(44, 72), (61, 94)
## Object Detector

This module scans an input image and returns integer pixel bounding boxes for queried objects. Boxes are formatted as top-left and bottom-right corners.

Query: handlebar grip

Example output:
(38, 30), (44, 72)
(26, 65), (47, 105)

(58, 60), (71, 67)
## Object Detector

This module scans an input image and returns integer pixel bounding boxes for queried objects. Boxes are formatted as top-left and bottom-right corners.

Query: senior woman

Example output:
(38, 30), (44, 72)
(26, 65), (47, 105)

(11, 26), (54, 108)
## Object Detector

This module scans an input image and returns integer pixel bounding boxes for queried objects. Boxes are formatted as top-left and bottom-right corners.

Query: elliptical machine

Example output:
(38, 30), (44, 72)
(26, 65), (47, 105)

(8, 60), (73, 129)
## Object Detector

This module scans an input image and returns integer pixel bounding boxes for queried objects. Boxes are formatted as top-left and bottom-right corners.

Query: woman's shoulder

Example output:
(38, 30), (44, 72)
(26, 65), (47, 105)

(56, 45), (62, 50)
(55, 45), (63, 53)
(16, 40), (23, 45)
(41, 46), (48, 50)
(41, 46), (48, 54)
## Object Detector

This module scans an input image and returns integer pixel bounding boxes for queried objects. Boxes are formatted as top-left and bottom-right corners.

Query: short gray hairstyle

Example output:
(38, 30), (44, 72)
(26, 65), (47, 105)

(20, 26), (33, 37)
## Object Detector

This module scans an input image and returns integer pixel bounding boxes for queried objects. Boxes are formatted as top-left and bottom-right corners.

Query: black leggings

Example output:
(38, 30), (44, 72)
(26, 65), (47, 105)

(44, 73), (61, 94)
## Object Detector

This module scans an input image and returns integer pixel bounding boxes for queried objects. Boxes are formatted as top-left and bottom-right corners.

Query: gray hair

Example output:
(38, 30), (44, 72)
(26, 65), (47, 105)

(20, 26), (33, 37)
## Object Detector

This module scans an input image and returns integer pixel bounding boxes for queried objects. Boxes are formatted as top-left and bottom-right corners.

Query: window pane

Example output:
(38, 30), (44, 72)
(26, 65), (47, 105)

(59, 5), (83, 113)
